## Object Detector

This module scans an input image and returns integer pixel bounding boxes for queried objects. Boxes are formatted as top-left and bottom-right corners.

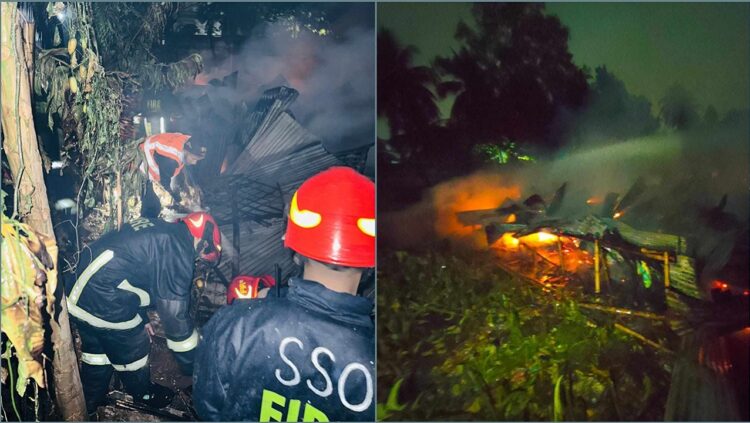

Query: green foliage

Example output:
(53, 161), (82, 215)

(377, 378), (407, 420)
(378, 249), (671, 421)
(31, 3), (201, 233)
(473, 139), (535, 165)
(91, 3), (202, 92)
(33, 4), (133, 224)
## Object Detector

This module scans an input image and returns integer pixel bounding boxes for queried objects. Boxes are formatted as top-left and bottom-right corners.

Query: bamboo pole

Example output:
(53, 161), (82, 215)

(614, 323), (672, 354)
(1, 4), (87, 420)
(579, 302), (665, 320)
(594, 239), (601, 294)
(116, 170), (123, 229)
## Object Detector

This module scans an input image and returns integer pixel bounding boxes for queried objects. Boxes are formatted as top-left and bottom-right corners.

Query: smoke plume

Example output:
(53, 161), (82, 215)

(381, 117), (749, 250)
(190, 21), (374, 152)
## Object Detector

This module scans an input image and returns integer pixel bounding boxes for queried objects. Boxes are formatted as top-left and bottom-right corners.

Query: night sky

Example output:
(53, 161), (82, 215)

(378, 2), (750, 133)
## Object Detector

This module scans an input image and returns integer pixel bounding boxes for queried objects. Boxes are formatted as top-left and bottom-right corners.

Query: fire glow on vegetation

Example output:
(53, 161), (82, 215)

(432, 172), (522, 246)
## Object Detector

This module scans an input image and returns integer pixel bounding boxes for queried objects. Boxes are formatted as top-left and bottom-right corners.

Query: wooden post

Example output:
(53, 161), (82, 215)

(1, 4), (52, 235)
(594, 239), (601, 294)
(1, 4), (87, 420)
(663, 251), (670, 288)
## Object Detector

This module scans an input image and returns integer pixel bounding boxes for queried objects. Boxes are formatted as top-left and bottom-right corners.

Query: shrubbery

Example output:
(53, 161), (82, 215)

(378, 248), (671, 421)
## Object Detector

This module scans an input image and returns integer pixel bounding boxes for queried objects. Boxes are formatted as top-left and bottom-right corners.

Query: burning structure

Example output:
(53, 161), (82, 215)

(179, 84), (373, 322)
(453, 176), (749, 418)
(455, 178), (748, 307)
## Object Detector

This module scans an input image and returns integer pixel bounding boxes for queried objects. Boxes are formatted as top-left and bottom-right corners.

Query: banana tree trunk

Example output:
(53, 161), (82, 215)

(1, 3), (87, 420)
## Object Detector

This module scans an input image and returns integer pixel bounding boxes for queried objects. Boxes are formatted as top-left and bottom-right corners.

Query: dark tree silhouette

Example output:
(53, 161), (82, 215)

(436, 3), (588, 148)
(377, 29), (439, 139)
(568, 66), (659, 142)
(703, 105), (719, 127)
(377, 30), (445, 199)
(659, 84), (699, 130)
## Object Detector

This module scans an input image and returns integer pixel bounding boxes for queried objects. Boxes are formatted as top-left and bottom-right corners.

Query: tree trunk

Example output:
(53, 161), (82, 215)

(1, 3), (87, 420)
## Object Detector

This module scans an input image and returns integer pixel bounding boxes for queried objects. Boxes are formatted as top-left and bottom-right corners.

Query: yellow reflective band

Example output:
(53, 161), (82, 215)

(166, 329), (199, 353)
(187, 214), (204, 228)
(289, 191), (322, 229)
(235, 287), (255, 299)
(69, 250), (114, 305)
(81, 353), (111, 366)
(66, 298), (143, 330)
(117, 279), (151, 307)
(67, 249), (145, 330)
(111, 354), (149, 372)
(357, 217), (376, 237)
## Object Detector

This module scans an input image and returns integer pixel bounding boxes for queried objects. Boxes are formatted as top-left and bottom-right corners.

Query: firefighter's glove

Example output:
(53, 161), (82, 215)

(136, 383), (175, 409)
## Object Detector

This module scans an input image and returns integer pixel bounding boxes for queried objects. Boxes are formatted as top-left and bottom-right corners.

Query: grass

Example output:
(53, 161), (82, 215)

(377, 247), (671, 421)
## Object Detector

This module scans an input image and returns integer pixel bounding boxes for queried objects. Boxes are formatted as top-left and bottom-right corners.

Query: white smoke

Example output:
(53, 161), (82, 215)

(191, 21), (374, 152)
(380, 117), (750, 249)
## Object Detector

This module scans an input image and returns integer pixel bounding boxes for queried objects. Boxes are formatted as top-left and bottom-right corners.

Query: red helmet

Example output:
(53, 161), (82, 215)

(226, 275), (276, 304)
(284, 167), (375, 268)
(182, 212), (222, 263)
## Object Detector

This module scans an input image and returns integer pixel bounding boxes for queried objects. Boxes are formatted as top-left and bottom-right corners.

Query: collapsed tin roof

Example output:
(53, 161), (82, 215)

(197, 85), (372, 282)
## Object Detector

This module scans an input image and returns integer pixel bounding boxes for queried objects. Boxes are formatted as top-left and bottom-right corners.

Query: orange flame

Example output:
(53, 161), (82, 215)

(433, 172), (521, 247)
(492, 232), (520, 249)
(491, 229), (594, 280)
(586, 197), (601, 205)
(521, 231), (558, 245)
(613, 211), (623, 219)
(505, 213), (517, 223)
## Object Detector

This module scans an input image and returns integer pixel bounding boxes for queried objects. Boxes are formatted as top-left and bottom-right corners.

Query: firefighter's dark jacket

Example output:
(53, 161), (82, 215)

(64, 218), (198, 372)
(194, 278), (375, 422)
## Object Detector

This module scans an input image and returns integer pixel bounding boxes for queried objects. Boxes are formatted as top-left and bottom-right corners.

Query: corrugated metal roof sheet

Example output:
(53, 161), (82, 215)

(246, 142), (345, 189)
(202, 177), (284, 225)
(217, 218), (298, 282)
(236, 86), (299, 149)
(227, 111), (321, 174)
(201, 86), (369, 281)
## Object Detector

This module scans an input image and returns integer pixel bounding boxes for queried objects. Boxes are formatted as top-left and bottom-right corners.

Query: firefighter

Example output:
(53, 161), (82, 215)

(139, 132), (207, 219)
(65, 212), (221, 416)
(193, 167), (375, 421)
(226, 274), (276, 304)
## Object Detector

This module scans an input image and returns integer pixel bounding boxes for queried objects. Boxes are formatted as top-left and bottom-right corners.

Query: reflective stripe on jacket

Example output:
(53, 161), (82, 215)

(65, 218), (200, 369)
(139, 133), (191, 182)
